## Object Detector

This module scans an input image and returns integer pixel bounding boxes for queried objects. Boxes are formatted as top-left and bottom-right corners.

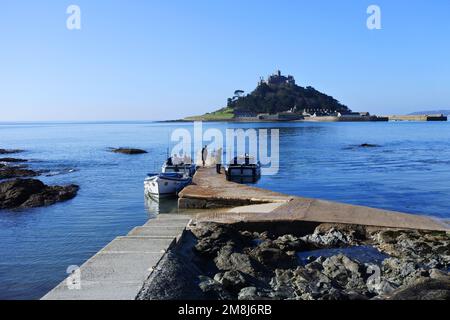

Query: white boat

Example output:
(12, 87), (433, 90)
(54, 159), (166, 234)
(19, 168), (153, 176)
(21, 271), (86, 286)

(224, 155), (261, 178)
(144, 172), (192, 198)
(162, 156), (196, 177)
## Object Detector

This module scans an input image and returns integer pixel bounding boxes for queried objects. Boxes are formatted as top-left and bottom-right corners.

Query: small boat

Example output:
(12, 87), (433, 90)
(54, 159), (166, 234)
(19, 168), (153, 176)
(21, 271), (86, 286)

(162, 156), (196, 177)
(144, 172), (192, 198)
(224, 155), (261, 179)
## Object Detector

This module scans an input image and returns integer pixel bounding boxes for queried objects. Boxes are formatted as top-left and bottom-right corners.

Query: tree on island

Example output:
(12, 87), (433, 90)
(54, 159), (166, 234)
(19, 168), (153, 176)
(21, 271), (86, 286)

(227, 78), (350, 115)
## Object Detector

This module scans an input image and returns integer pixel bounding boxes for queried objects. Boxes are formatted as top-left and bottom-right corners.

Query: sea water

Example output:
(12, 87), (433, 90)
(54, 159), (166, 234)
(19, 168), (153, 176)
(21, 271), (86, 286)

(1, 121), (449, 299)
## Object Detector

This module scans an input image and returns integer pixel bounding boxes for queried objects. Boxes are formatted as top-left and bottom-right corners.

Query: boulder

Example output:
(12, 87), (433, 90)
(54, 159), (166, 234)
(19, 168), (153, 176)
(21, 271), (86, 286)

(0, 158), (28, 163)
(359, 143), (380, 148)
(109, 148), (147, 155)
(214, 270), (248, 291)
(386, 277), (450, 300)
(302, 228), (357, 248)
(193, 223), (251, 257)
(0, 166), (40, 180)
(238, 287), (261, 300)
(269, 266), (335, 300)
(273, 234), (308, 252)
(376, 229), (404, 244)
(269, 269), (297, 299)
(214, 245), (260, 276)
(250, 246), (297, 269)
(198, 276), (233, 300)
(381, 257), (433, 287)
(0, 149), (24, 154)
(321, 254), (367, 291)
(0, 179), (79, 209)
(319, 288), (350, 300)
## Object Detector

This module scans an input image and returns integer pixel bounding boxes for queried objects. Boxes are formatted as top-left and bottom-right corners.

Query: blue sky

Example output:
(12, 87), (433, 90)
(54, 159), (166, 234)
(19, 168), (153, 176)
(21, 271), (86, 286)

(1, 0), (449, 121)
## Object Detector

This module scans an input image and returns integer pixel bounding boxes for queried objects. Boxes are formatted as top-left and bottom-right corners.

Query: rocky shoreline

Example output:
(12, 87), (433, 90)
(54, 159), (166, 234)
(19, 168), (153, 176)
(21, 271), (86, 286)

(0, 149), (79, 210)
(138, 222), (450, 300)
(0, 148), (24, 155)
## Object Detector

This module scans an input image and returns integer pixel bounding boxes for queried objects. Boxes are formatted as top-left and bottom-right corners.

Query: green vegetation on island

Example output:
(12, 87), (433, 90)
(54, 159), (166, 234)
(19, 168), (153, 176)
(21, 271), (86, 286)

(184, 70), (351, 121)
(184, 107), (235, 121)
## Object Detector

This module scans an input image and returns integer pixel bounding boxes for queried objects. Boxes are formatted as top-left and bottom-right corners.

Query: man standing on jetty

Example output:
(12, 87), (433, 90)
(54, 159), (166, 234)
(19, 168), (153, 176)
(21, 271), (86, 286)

(215, 147), (222, 173)
(201, 145), (208, 167)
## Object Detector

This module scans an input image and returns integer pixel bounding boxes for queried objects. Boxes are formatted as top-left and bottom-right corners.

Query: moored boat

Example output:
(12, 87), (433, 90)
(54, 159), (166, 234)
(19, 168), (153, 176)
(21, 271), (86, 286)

(144, 172), (192, 198)
(224, 155), (261, 178)
(162, 156), (196, 177)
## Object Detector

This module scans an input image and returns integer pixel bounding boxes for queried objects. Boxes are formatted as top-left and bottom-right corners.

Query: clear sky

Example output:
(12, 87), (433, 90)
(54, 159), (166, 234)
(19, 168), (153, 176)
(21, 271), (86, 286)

(1, 0), (449, 121)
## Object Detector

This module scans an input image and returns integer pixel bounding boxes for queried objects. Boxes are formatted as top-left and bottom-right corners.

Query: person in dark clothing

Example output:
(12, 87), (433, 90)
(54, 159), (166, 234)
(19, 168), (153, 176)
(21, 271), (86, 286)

(215, 147), (222, 174)
(201, 145), (208, 167)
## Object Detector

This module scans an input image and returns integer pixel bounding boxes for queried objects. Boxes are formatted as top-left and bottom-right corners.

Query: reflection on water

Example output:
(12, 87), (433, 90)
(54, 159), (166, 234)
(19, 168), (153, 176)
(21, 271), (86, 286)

(144, 196), (179, 216)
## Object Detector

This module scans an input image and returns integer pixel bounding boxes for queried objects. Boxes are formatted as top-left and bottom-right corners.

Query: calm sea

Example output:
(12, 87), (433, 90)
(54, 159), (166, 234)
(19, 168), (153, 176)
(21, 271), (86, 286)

(1, 121), (449, 299)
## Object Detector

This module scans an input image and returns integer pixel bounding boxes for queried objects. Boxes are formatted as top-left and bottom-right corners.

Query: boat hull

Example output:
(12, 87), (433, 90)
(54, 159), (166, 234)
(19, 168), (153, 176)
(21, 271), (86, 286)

(225, 164), (261, 178)
(144, 174), (192, 198)
(162, 164), (196, 176)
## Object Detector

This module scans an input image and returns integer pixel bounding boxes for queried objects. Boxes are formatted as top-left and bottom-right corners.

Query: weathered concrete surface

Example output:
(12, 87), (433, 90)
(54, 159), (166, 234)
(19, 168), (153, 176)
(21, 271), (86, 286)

(387, 114), (447, 121)
(178, 167), (293, 209)
(228, 202), (285, 213)
(128, 226), (188, 238)
(182, 168), (449, 232)
(102, 236), (174, 253)
(42, 214), (192, 300)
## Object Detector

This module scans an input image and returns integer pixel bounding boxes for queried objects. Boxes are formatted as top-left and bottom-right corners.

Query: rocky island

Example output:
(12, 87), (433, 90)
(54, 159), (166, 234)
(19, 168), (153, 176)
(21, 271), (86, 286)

(0, 179), (79, 209)
(109, 147), (148, 155)
(184, 70), (388, 122)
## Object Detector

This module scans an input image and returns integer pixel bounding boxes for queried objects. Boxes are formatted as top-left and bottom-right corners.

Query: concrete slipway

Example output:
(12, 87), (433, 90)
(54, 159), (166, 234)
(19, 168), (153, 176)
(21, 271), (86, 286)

(42, 215), (192, 300)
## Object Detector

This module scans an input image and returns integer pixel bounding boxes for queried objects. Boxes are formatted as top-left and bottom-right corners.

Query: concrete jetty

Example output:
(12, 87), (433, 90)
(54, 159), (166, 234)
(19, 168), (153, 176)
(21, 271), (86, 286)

(387, 114), (448, 121)
(179, 167), (293, 209)
(42, 214), (192, 300)
(180, 168), (449, 231)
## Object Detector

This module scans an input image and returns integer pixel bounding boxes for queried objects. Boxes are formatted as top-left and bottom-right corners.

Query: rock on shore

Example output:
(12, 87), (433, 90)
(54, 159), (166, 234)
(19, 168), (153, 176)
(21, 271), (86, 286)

(0, 154), (39, 180)
(109, 147), (147, 155)
(0, 158), (28, 163)
(0, 165), (40, 180)
(359, 143), (380, 148)
(139, 222), (450, 300)
(0, 149), (24, 155)
(0, 179), (79, 209)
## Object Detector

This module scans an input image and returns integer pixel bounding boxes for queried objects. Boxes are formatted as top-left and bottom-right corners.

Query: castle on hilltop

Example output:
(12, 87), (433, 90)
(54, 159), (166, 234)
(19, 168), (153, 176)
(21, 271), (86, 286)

(259, 70), (296, 86)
